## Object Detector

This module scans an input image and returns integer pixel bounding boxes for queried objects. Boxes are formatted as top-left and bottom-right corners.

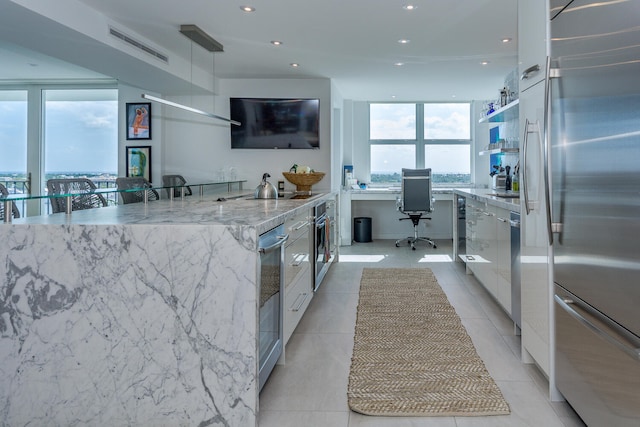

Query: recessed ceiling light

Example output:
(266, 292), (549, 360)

(391, 95), (397, 98)
(398, 39), (410, 44)
(394, 62), (404, 66)
(271, 40), (283, 46)
(290, 63), (299, 68)
(481, 61), (490, 65)
(240, 6), (255, 12)
(403, 4), (417, 10)
(502, 37), (512, 43)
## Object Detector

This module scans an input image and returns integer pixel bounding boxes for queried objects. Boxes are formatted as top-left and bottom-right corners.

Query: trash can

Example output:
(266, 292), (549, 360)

(354, 217), (372, 243)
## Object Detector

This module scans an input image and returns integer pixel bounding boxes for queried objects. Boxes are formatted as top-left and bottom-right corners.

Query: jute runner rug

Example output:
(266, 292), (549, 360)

(348, 268), (510, 417)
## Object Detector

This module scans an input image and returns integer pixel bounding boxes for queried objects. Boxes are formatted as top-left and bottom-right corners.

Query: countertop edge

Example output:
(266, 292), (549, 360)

(453, 188), (521, 212)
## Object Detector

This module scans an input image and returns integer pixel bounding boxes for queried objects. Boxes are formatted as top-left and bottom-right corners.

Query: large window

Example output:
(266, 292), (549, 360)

(0, 90), (28, 192)
(0, 86), (118, 215)
(43, 89), (118, 183)
(369, 102), (471, 185)
(42, 88), (118, 209)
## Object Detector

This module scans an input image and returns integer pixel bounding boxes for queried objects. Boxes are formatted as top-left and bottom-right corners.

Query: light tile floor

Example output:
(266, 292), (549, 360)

(258, 239), (587, 427)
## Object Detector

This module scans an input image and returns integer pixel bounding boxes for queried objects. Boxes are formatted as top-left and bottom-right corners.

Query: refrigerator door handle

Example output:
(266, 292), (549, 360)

(522, 118), (531, 214)
(555, 295), (640, 361)
(543, 55), (555, 245)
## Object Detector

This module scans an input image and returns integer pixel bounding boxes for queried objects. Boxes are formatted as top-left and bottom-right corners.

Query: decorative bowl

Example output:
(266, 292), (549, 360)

(282, 172), (325, 192)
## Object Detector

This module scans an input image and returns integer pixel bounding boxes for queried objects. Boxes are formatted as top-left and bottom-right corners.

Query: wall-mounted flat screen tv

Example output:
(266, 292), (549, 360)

(230, 98), (320, 149)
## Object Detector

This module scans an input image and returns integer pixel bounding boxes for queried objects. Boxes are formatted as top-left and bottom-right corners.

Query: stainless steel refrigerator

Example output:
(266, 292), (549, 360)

(549, 0), (640, 425)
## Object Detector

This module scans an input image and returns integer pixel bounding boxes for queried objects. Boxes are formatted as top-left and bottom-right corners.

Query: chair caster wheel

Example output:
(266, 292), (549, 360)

(395, 243), (399, 247)
(412, 246), (416, 251)
(433, 245), (437, 249)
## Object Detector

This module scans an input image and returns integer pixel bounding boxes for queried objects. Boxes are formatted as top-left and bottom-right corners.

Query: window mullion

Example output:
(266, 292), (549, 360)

(416, 103), (425, 169)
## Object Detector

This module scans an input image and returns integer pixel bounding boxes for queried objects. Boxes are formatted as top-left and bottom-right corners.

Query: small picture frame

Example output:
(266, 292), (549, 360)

(126, 146), (152, 182)
(126, 102), (151, 140)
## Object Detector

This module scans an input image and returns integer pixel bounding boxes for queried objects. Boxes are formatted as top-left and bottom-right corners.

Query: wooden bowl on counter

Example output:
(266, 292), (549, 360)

(282, 172), (325, 192)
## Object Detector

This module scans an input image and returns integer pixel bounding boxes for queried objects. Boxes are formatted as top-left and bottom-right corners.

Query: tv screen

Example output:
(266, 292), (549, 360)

(230, 98), (319, 149)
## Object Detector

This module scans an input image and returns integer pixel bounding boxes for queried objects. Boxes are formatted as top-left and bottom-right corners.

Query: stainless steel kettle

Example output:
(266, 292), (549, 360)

(254, 173), (278, 199)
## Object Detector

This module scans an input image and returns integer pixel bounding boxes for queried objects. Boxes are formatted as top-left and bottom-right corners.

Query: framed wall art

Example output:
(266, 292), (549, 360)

(126, 102), (151, 140)
(126, 146), (152, 181)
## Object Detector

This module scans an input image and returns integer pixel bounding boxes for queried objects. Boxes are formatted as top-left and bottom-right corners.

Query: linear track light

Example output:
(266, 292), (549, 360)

(179, 24), (223, 52)
(141, 93), (240, 126)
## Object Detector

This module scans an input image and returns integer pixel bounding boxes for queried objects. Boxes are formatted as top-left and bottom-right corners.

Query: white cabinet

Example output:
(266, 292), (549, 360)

(518, 3), (563, 401)
(283, 209), (313, 344)
(519, 80), (552, 379)
(518, 0), (549, 91)
(475, 203), (498, 298)
(464, 198), (513, 316)
(464, 198), (479, 264)
(518, 0), (557, 390)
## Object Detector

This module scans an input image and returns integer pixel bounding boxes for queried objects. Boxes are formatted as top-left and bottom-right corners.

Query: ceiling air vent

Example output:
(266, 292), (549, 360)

(109, 26), (169, 63)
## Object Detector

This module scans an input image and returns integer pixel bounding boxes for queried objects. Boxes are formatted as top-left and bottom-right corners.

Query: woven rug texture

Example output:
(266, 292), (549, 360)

(348, 267), (510, 417)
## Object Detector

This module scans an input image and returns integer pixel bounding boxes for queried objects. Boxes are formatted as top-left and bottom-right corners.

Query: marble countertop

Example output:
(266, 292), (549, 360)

(453, 188), (521, 212)
(9, 191), (336, 234)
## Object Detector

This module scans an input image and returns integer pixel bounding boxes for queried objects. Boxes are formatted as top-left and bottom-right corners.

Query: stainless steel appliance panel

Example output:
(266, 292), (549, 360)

(313, 199), (336, 291)
(550, 1), (640, 423)
(258, 224), (288, 391)
(457, 196), (466, 258)
(550, 0), (640, 338)
(555, 285), (640, 427)
(510, 212), (521, 329)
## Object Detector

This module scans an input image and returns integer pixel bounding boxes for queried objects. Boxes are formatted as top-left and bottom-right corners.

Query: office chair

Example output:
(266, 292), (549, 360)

(0, 183), (20, 220)
(395, 168), (437, 250)
(116, 177), (160, 204)
(162, 174), (192, 198)
(46, 178), (108, 214)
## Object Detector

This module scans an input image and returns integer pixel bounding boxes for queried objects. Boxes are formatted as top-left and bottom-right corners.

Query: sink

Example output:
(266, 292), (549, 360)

(492, 192), (520, 199)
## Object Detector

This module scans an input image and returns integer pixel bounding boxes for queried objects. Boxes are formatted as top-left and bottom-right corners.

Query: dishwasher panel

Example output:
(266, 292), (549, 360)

(510, 211), (521, 329)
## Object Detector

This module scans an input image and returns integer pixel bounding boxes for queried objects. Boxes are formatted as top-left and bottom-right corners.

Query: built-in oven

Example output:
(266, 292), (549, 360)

(313, 199), (336, 291)
(258, 224), (288, 392)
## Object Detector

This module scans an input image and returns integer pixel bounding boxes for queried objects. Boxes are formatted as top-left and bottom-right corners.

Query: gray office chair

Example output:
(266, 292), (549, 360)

(162, 174), (192, 198)
(0, 183), (20, 220)
(47, 178), (108, 214)
(116, 177), (160, 204)
(395, 168), (437, 250)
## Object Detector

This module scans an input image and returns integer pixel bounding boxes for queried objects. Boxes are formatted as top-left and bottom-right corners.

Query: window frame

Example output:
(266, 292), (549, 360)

(368, 102), (472, 186)
(0, 82), (118, 215)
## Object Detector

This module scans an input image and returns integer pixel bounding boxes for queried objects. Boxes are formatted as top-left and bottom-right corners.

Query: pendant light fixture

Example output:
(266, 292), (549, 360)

(141, 24), (240, 126)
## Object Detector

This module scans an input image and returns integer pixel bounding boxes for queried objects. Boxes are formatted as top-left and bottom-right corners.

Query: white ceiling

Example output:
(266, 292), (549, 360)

(0, 0), (518, 101)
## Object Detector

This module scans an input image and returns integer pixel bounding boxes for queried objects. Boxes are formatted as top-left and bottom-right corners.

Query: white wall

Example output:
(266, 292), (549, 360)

(160, 78), (334, 193)
(118, 84), (163, 184)
(341, 99), (489, 242)
(352, 199), (453, 241)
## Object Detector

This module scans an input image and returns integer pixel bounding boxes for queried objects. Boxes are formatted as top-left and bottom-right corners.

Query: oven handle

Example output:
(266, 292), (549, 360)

(259, 234), (289, 254)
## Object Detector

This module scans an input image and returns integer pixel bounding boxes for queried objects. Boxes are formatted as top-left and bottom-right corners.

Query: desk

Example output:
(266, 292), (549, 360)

(340, 188), (456, 249)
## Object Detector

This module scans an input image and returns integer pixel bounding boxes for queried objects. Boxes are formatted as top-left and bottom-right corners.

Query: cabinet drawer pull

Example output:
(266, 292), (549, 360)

(290, 253), (304, 266)
(497, 217), (508, 222)
(293, 220), (309, 231)
(290, 293), (309, 312)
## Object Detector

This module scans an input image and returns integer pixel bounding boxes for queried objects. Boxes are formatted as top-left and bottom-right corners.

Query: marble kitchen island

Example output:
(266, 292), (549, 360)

(0, 192), (334, 426)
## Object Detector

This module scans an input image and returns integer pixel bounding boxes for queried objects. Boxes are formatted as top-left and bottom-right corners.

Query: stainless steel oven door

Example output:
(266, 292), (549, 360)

(258, 225), (288, 392)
